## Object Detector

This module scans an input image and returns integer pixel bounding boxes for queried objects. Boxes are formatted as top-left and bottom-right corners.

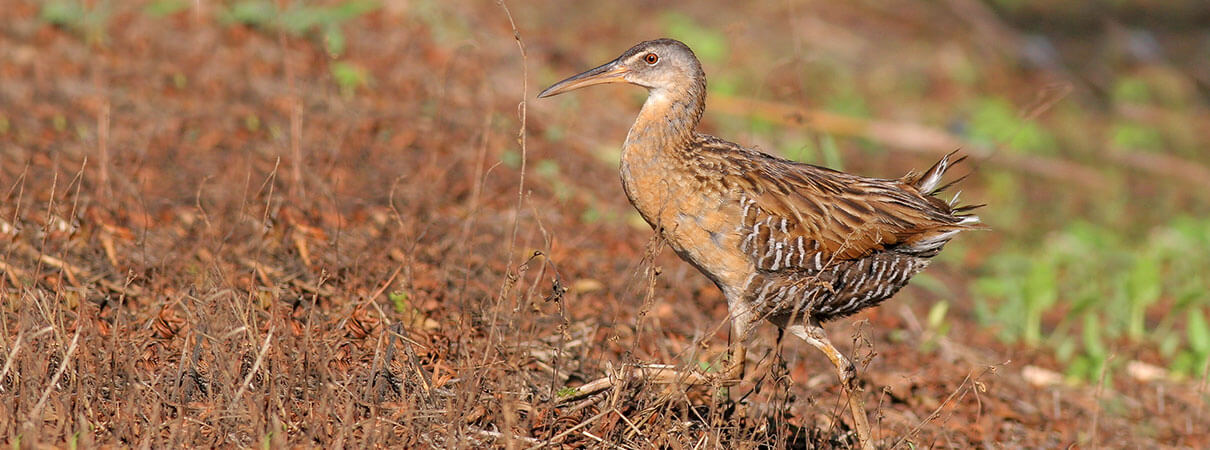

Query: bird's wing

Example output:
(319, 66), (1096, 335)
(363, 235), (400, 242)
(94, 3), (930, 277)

(700, 139), (978, 269)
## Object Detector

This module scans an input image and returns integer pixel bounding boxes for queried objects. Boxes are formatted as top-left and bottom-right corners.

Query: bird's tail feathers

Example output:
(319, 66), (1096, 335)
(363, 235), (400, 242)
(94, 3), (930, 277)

(913, 150), (967, 195)
(905, 150), (986, 228)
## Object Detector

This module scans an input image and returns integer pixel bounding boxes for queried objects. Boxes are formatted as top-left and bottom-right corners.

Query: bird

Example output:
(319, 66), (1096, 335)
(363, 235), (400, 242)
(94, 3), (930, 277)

(538, 38), (982, 448)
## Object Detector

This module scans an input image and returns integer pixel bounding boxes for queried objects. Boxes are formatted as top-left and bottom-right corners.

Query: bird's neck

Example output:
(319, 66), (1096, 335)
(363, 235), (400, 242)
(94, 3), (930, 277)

(623, 80), (706, 160)
(618, 79), (707, 228)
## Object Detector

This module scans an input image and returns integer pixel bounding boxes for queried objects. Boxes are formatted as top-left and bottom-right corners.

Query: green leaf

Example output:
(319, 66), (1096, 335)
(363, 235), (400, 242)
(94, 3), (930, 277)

(579, 207), (602, 224)
(389, 290), (409, 314)
(967, 97), (1056, 154)
(535, 159), (560, 178)
(323, 25), (346, 57)
(1111, 76), (1151, 104)
(1023, 259), (1058, 346)
(1111, 121), (1164, 149)
(331, 61), (371, 97)
(144, 0), (189, 17)
(1055, 338), (1076, 363)
(1083, 312), (1106, 358)
(500, 150), (521, 169)
(331, 0), (381, 22)
(280, 6), (325, 34)
(224, 0), (276, 26)
(1188, 307), (1210, 355)
(1065, 354), (1092, 381)
(1170, 351), (1196, 377)
(40, 1), (85, 26)
(826, 87), (870, 117)
(1126, 255), (1161, 341)
(927, 300), (949, 331)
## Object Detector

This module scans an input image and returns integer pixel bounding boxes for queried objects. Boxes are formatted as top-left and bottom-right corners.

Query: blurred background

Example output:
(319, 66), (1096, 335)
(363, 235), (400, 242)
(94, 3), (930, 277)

(1, 0), (1208, 447)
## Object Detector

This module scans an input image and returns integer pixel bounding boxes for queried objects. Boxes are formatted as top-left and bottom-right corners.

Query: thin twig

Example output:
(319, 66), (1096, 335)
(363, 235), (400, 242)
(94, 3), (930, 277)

(498, 0), (529, 269)
(230, 327), (274, 406)
(893, 364), (999, 449)
(468, 426), (543, 446)
(97, 99), (111, 198)
(1090, 354), (1115, 448)
(530, 407), (612, 450)
(26, 327), (81, 425)
(476, 1), (531, 413)
(1193, 356), (1210, 438)
(0, 327), (55, 387)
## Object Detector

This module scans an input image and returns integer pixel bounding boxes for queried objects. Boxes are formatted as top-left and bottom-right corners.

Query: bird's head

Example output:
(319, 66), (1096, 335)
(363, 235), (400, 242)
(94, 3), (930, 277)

(538, 39), (703, 98)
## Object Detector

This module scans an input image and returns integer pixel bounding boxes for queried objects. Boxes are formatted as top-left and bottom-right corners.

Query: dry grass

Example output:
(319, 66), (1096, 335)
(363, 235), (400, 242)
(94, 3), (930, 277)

(1, 0), (1208, 447)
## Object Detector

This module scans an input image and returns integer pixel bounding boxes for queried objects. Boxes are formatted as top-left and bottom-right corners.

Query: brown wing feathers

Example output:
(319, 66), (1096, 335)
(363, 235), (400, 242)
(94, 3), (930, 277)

(710, 138), (980, 267)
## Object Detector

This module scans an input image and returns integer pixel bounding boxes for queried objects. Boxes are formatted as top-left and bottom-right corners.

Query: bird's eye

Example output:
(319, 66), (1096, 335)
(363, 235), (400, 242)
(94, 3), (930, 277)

(643, 53), (659, 65)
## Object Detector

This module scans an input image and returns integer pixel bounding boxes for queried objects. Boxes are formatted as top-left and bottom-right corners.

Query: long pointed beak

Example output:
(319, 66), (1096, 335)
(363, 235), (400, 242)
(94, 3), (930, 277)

(538, 59), (630, 98)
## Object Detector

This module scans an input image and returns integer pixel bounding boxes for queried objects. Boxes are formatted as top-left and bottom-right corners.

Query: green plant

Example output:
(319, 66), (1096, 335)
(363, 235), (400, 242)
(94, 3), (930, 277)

(40, 0), (112, 45)
(221, 0), (380, 57)
(389, 290), (409, 314)
(975, 217), (1210, 382)
(1021, 257), (1058, 347)
(1124, 253), (1161, 342)
(1066, 311), (1110, 382)
(331, 61), (372, 97)
(534, 159), (572, 201)
(144, 0), (189, 17)
(1174, 307), (1210, 378)
(826, 86), (870, 118)
(919, 300), (952, 353)
(966, 97), (1057, 154)
(1110, 121), (1165, 149)
(1111, 76), (1152, 105)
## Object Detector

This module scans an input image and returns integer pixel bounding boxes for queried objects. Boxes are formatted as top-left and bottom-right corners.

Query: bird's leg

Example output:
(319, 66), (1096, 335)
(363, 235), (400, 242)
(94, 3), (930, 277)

(789, 321), (874, 450)
(720, 302), (752, 382)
